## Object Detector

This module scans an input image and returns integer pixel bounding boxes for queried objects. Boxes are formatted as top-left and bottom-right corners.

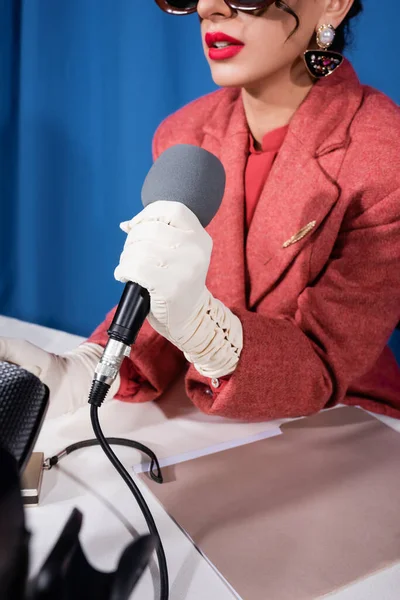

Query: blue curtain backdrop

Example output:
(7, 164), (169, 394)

(0, 0), (399, 358)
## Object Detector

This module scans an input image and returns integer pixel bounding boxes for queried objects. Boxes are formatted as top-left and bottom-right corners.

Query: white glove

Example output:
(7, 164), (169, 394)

(114, 201), (243, 379)
(0, 338), (120, 417)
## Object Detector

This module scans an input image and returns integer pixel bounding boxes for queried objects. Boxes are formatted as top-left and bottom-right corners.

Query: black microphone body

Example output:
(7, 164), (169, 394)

(108, 282), (150, 346)
(89, 144), (226, 407)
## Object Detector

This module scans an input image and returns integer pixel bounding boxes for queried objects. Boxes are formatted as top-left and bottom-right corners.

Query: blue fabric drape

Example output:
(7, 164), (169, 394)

(0, 0), (399, 363)
(1, 0), (213, 335)
(0, 0), (20, 315)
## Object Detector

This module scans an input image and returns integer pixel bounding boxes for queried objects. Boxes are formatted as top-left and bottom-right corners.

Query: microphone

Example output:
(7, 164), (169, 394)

(89, 144), (226, 406)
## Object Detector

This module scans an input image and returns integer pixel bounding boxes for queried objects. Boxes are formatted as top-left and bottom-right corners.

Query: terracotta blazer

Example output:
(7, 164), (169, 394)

(89, 60), (400, 420)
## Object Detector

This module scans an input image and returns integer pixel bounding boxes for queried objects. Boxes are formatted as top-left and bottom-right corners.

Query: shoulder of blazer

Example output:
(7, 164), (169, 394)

(152, 87), (241, 158)
(339, 85), (400, 215)
(350, 85), (400, 147)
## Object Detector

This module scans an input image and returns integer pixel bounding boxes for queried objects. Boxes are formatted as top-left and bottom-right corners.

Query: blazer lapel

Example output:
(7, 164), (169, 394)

(201, 95), (249, 309)
(245, 60), (364, 309)
(245, 136), (342, 308)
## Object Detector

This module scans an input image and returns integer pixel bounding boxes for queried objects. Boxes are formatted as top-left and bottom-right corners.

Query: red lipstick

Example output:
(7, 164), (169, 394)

(205, 32), (245, 61)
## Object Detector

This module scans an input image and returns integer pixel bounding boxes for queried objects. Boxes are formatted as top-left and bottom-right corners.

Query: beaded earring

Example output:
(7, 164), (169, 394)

(304, 24), (344, 79)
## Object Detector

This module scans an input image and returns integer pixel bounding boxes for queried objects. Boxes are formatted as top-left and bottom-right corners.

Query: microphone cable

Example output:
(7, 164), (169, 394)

(43, 431), (168, 598)
(46, 390), (170, 600)
(43, 437), (163, 484)
(89, 405), (169, 600)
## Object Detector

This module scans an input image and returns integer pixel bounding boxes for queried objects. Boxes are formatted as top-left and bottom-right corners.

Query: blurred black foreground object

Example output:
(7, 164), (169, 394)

(0, 361), (156, 600)
(0, 361), (49, 472)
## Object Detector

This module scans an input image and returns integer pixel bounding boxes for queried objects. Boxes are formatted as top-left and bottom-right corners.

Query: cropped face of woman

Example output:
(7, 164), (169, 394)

(197, 0), (326, 90)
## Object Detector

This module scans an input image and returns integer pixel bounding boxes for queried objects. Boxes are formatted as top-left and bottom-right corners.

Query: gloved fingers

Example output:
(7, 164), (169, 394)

(123, 220), (213, 258)
(114, 252), (163, 289)
(116, 239), (209, 284)
(115, 250), (193, 302)
(122, 220), (192, 251)
(116, 240), (173, 275)
(0, 337), (52, 380)
(21, 364), (43, 378)
(121, 200), (203, 232)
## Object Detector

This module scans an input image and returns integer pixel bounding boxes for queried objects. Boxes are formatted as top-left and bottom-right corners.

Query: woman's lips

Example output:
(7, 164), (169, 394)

(205, 32), (245, 61)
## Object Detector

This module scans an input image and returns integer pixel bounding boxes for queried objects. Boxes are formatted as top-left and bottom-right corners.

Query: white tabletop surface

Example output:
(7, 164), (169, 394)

(1, 314), (400, 600)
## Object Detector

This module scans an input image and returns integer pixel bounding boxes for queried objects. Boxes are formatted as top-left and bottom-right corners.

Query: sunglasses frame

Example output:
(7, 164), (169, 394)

(155, 0), (275, 16)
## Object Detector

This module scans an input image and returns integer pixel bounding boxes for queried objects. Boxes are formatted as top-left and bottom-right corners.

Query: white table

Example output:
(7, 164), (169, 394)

(1, 314), (400, 600)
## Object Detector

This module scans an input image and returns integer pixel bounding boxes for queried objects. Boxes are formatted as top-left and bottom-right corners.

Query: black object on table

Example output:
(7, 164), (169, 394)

(0, 360), (156, 600)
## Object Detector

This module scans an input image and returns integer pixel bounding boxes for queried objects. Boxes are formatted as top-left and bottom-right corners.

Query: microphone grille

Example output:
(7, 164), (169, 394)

(141, 144), (226, 227)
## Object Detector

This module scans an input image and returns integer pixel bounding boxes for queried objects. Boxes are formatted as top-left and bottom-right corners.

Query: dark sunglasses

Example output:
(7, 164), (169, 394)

(155, 0), (275, 16)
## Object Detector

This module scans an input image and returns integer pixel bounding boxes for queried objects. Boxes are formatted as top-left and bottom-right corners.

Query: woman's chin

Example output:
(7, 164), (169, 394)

(209, 66), (253, 89)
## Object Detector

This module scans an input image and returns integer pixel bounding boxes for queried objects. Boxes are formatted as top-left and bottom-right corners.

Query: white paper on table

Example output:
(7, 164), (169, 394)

(133, 426), (282, 473)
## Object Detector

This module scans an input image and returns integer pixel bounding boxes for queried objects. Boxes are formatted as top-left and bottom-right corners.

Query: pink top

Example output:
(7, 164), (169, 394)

(245, 125), (289, 228)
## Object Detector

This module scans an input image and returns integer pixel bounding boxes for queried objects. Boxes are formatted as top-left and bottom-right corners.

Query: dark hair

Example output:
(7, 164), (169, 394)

(276, 0), (363, 53)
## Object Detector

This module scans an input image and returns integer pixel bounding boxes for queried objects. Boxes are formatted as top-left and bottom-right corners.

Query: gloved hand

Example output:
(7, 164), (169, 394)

(114, 201), (243, 379)
(0, 338), (120, 417)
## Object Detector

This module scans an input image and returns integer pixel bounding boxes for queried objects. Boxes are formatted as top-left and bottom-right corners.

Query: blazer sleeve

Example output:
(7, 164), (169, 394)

(185, 188), (400, 421)
(86, 119), (187, 403)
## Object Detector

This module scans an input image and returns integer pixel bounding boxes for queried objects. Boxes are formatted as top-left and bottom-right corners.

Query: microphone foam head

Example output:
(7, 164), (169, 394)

(141, 144), (226, 227)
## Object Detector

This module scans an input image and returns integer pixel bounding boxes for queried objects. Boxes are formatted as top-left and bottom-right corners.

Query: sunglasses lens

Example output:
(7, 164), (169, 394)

(159, 0), (273, 14)
(230, 0), (274, 7)
(163, 1), (197, 11)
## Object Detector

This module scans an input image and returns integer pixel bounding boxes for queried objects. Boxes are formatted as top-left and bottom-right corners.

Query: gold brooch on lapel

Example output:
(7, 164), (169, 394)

(282, 221), (317, 248)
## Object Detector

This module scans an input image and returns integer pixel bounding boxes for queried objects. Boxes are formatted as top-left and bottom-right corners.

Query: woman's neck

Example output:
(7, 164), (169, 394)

(241, 60), (314, 147)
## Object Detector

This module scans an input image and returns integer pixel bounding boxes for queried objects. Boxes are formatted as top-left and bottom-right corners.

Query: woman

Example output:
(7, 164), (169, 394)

(1, 0), (400, 420)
